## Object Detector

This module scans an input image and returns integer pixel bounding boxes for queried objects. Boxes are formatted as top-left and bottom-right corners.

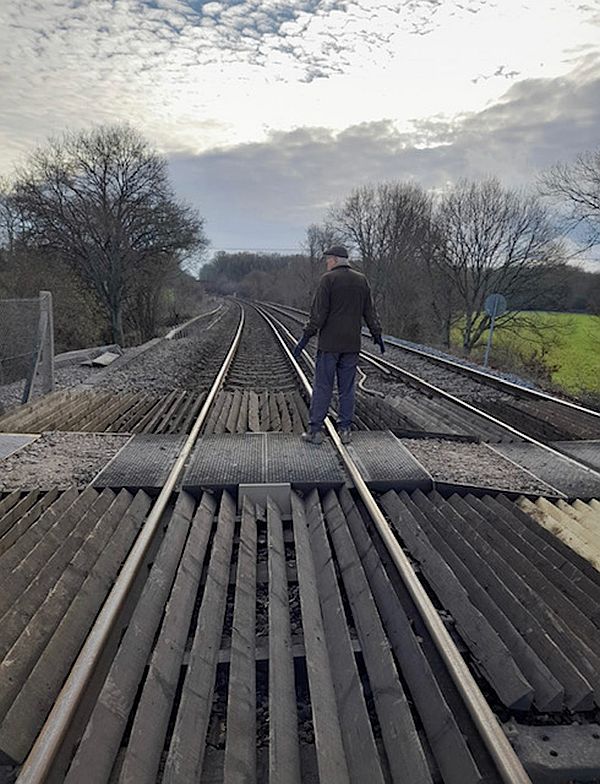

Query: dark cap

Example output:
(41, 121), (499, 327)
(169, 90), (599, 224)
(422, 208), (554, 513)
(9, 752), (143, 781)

(323, 245), (348, 259)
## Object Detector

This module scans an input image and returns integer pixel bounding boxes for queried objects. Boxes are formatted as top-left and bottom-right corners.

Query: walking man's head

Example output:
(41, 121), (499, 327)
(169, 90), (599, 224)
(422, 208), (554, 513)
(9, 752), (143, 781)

(323, 245), (348, 271)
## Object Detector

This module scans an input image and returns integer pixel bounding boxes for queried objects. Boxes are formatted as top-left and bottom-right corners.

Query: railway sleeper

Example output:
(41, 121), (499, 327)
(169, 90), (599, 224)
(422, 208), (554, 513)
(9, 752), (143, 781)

(379, 489), (600, 713)
(3, 486), (600, 781)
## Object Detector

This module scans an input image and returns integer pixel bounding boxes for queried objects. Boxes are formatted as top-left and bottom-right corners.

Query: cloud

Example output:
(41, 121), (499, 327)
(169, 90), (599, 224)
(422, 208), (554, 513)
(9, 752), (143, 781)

(2, 0), (599, 175)
(1, 0), (600, 258)
(167, 53), (600, 251)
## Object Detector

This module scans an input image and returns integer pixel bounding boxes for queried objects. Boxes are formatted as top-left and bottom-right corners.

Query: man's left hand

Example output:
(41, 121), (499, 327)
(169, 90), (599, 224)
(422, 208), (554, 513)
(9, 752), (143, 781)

(374, 335), (385, 355)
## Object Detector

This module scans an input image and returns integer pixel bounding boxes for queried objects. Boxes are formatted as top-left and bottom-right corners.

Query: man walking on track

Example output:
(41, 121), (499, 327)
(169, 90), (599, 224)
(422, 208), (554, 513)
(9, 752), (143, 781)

(292, 246), (384, 445)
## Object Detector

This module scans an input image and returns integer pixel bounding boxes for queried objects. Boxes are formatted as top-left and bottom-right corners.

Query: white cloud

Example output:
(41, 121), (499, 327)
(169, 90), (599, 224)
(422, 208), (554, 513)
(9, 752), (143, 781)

(0, 0), (599, 252)
(1, 0), (599, 174)
(166, 53), (600, 252)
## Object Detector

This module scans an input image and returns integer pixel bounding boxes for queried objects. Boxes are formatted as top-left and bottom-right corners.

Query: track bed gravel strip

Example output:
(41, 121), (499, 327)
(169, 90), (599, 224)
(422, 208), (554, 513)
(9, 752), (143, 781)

(0, 432), (131, 490)
(401, 438), (556, 494)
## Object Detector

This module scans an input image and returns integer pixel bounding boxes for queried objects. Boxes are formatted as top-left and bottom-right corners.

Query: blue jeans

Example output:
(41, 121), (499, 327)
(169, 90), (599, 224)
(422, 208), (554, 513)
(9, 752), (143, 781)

(309, 351), (359, 432)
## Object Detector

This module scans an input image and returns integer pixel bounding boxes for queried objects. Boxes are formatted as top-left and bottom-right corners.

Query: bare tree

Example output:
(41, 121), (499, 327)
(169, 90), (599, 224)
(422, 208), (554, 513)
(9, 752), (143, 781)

(327, 182), (439, 338)
(12, 125), (208, 344)
(539, 148), (600, 248)
(0, 179), (20, 255)
(432, 178), (565, 354)
(328, 183), (429, 299)
(125, 254), (176, 342)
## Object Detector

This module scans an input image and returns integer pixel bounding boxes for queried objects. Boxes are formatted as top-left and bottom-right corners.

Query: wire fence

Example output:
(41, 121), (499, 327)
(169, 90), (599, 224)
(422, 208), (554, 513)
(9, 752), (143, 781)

(0, 297), (41, 382)
(0, 294), (53, 405)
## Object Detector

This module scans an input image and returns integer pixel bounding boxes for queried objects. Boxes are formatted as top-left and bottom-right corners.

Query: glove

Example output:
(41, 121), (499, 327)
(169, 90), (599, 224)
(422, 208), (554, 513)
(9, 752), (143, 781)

(292, 336), (308, 359)
(374, 335), (385, 355)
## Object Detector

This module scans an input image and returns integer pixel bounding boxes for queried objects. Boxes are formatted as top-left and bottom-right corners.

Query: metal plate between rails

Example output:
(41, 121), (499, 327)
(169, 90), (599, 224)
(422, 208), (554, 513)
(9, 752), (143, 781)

(94, 430), (440, 492)
(347, 431), (433, 491)
(184, 433), (265, 487)
(93, 434), (186, 489)
(183, 433), (344, 489)
(265, 434), (344, 486)
(492, 442), (600, 498)
(0, 433), (38, 460)
(553, 440), (600, 473)
(183, 431), (432, 491)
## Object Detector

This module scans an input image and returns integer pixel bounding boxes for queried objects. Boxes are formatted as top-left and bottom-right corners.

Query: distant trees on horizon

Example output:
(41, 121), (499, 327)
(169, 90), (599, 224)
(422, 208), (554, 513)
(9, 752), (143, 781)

(203, 146), (600, 357)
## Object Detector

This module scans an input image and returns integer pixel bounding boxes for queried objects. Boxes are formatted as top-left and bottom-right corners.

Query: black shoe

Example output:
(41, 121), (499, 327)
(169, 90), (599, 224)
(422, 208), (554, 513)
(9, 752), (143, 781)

(339, 428), (352, 445)
(301, 431), (324, 445)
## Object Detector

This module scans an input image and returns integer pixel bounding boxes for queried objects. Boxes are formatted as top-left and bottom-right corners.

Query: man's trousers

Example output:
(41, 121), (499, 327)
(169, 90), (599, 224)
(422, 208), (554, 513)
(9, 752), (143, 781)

(308, 350), (359, 433)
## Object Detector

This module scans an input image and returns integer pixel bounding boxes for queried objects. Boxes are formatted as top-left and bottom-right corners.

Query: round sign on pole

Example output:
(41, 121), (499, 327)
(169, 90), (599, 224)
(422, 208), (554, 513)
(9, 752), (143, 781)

(484, 293), (507, 318)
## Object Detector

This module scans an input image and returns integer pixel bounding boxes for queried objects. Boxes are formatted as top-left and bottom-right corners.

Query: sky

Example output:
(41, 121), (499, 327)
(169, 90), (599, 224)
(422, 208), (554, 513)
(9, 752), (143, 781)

(1, 0), (600, 256)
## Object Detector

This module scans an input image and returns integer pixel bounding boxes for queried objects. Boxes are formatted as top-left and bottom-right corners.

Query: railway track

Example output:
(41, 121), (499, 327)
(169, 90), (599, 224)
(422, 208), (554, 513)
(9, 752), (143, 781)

(0, 306), (308, 438)
(1, 301), (600, 783)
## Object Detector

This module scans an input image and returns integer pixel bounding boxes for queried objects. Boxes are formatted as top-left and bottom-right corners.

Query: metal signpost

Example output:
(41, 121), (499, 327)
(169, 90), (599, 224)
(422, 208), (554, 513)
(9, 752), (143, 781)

(483, 293), (507, 367)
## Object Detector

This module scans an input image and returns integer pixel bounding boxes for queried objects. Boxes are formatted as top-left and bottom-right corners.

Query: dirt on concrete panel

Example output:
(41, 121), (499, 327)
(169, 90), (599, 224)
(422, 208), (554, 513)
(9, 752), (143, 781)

(402, 438), (554, 494)
(0, 431), (131, 490)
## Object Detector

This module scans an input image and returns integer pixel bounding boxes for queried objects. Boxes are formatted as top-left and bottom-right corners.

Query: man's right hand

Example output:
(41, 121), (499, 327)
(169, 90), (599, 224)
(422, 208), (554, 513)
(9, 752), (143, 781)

(292, 336), (309, 358)
(373, 335), (385, 354)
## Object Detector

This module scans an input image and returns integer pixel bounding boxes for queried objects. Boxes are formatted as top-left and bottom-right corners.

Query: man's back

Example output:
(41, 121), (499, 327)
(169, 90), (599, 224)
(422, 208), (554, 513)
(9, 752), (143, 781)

(304, 261), (381, 353)
(295, 246), (384, 445)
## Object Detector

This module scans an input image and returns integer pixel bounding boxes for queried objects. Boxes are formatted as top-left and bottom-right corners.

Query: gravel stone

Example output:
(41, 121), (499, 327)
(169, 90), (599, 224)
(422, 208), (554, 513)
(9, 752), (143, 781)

(360, 365), (436, 402)
(93, 306), (239, 394)
(362, 339), (513, 404)
(0, 301), (231, 412)
(380, 335), (540, 390)
(402, 438), (553, 493)
(225, 307), (298, 391)
(0, 431), (130, 490)
(54, 363), (108, 389)
(0, 379), (25, 413)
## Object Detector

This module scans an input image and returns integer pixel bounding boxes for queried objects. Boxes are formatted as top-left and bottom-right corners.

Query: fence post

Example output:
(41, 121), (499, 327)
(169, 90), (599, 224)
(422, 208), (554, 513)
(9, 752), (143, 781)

(39, 291), (54, 395)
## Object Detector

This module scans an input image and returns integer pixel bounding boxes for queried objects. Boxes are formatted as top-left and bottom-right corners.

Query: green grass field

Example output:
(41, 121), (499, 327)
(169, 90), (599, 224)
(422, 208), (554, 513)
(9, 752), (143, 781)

(456, 312), (600, 395)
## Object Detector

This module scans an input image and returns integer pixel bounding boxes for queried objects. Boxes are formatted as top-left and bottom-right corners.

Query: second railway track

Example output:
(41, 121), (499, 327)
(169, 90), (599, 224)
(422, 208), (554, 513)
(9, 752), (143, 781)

(263, 300), (600, 443)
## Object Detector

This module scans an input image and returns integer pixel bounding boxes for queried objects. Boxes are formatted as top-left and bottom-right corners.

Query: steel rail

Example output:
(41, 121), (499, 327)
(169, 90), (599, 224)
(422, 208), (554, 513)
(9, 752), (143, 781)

(261, 299), (600, 421)
(260, 300), (600, 484)
(372, 335), (600, 420)
(17, 305), (246, 784)
(255, 303), (532, 784)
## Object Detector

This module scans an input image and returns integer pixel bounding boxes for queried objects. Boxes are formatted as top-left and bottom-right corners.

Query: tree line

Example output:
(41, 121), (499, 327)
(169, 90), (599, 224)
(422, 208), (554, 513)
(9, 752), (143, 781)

(0, 125), (207, 351)
(2, 122), (599, 364)
(203, 150), (600, 357)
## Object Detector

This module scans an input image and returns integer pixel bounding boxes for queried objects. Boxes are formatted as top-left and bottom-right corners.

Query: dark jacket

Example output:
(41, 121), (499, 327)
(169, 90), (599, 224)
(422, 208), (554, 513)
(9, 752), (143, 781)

(302, 261), (381, 353)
